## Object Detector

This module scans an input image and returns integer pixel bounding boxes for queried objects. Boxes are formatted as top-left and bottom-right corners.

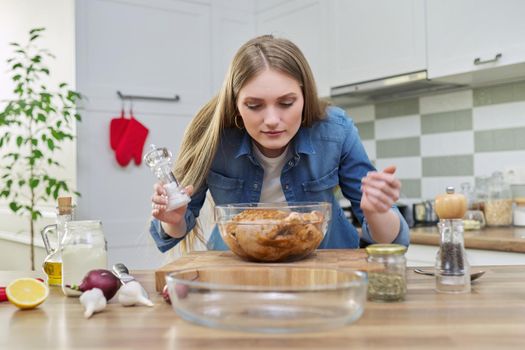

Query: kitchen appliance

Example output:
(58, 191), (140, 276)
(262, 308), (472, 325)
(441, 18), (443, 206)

(412, 200), (439, 226)
(330, 70), (465, 106)
(396, 203), (414, 228)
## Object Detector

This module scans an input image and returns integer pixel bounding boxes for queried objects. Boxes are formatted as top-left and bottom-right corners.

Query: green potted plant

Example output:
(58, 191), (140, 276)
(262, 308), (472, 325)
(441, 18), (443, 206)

(0, 28), (82, 270)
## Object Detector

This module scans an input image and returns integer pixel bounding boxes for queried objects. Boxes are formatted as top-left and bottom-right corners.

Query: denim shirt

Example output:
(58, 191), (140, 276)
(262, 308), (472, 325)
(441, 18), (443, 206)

(150, 106), (410, 252)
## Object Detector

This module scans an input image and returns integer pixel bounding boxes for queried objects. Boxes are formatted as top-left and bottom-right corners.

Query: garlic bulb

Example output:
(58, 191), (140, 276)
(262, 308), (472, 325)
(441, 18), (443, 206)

(118, 281), (154, 307)
(79, 288), (107, 318)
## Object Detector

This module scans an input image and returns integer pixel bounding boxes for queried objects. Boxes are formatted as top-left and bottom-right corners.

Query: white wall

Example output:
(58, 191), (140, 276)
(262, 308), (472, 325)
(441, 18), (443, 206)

(0, 0), (76, 270)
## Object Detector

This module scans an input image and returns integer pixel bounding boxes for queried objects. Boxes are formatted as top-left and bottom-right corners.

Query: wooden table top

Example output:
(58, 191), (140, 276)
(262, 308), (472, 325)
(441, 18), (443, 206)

(410, 226), (525, 253)
(2, 252), (525, 349)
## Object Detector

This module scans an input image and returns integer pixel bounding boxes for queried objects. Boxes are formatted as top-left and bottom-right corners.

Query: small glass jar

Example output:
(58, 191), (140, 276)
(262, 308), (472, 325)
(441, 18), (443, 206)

(474, 176), (489, 212)
(61, 220), (107, 297)
(365, 244), (407, 302)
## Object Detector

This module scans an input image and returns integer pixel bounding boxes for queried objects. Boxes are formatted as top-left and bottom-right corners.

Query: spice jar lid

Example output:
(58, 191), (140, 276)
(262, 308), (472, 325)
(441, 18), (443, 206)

(365, 244), (407, 255)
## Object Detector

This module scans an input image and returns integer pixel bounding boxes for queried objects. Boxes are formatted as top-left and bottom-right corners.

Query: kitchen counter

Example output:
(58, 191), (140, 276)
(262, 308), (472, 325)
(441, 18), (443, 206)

(2, 251), (525, 349)
(411, 226), (525, 253)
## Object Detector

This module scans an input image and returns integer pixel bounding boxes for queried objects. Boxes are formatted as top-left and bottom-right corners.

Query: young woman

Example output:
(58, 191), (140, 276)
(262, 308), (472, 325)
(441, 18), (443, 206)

(149, 35), (409, 253)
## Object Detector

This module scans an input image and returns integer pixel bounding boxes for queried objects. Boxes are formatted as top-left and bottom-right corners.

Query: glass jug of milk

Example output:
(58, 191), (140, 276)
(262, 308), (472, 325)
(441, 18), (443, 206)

(61, 220), (107, 296)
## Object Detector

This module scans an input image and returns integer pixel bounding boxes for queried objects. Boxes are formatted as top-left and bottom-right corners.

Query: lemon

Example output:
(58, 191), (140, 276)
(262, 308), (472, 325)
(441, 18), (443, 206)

(6, 278), (49, 310)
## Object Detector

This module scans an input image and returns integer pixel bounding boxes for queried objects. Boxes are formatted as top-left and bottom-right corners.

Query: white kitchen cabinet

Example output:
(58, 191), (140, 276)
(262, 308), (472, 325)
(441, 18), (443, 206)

(328, 0), (426, 87)
(427, 0), (525, 80)
(76, 0), (212, 116)
(255, 0), (331, 97)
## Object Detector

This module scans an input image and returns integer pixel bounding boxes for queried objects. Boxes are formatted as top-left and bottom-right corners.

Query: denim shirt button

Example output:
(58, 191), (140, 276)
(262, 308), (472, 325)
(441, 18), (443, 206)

(288, 160), (294, 166)
(253, 183), (258, 189)
(284, 184), (289, 190)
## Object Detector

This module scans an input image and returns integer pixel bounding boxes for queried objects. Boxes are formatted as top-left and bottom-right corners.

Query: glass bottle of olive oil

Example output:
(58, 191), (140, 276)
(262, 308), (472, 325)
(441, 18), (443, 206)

(41, 197), (75, 286)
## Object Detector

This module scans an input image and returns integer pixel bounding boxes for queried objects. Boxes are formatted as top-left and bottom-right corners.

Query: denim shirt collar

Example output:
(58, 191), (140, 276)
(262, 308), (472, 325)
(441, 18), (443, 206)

(234, 127), (316, 159)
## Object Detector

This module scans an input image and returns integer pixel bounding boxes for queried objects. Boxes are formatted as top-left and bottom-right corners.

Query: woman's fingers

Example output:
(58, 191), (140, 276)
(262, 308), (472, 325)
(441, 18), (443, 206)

(363, 192), (391, 212)
(362, 186), (394, 209)
(184, 185), (194, 196)
(361, 166), (401, 213)
(153, 182), (167, 196)
(365, 171), (400, 188)
(151, 183), (193, 223)
(151, 192), (167, 204)
(362, 176), (400, 201)
(382, 165), (397, 175)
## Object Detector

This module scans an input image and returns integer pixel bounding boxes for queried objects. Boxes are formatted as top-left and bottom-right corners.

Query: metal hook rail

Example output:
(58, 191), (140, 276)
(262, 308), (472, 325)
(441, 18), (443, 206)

(117, 90), (180, 102)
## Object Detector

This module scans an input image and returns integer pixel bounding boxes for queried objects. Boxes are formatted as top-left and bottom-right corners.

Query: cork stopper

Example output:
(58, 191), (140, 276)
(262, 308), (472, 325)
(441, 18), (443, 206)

(57, 196), (73, 215)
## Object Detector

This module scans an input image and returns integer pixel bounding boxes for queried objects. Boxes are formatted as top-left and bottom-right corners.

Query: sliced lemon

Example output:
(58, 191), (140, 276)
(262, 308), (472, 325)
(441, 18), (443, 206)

(6, 278), (49, 310)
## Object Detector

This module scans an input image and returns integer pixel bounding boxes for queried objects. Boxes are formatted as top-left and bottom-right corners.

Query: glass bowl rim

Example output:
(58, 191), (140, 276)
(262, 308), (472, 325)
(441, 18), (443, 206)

(165, 265), (367, 293)
(214, 201), (332, 223)
(215, 201), (332, 210)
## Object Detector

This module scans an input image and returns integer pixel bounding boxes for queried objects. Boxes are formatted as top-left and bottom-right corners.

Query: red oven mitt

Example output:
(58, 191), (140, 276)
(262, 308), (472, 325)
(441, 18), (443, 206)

(115, 116), (149, 167)
(0, 286), (7, 302)
(109, 109), (129, 150)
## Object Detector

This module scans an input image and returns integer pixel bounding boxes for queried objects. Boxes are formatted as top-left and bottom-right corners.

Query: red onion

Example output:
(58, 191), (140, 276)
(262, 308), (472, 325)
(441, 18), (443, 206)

(78, 269), (121, 300)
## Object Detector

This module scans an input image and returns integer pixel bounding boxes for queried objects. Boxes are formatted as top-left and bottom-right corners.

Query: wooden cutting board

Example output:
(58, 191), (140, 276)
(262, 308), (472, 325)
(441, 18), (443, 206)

(154, 249), (369, 292)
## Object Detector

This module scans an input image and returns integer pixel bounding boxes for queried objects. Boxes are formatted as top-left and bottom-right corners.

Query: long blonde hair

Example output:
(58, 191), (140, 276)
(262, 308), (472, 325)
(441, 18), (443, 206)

(175, 35), (329, 252)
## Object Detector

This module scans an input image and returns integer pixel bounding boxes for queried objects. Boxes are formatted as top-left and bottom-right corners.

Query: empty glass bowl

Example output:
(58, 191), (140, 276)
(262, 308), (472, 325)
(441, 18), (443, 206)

(165, 266), (367, 333)
(214, 202), (332, 262)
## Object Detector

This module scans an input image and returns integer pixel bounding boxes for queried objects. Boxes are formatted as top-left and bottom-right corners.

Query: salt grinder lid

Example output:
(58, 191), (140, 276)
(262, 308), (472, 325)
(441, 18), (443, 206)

(434, 186), (467, 220)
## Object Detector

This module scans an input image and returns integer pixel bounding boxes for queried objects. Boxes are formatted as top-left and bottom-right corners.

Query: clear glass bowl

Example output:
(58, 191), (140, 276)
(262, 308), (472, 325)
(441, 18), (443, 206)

(165, 266), (367, 333)
(214, 202), (332, 262)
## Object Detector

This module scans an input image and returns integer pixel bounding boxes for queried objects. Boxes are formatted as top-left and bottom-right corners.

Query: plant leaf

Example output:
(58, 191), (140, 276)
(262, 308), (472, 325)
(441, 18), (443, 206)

(29, 178), (40, 188)
(9, 202), (21, 213)
(47, 139), (55, 150)
(29, 28), (45, 35)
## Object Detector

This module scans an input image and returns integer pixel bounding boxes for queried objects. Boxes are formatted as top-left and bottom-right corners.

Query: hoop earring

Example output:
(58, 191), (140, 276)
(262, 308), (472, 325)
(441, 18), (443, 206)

(234, 114), (244, 129)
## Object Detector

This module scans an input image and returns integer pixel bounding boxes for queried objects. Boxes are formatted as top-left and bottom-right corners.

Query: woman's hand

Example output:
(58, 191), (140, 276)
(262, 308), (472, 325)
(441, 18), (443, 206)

(151, 183), (193, 234)
(360, 165), (400, 214)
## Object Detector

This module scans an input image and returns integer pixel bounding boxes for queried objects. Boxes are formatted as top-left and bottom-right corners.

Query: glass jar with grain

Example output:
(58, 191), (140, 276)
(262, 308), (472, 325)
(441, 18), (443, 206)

(485, 172), (513, 226)
(365, 244), (407, 302)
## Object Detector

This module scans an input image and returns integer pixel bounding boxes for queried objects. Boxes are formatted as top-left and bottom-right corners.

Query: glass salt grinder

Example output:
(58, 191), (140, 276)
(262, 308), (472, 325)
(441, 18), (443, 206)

(41, 196), (75, 286)
(434, 186), (471, 293)
(143, 144), (191, 211)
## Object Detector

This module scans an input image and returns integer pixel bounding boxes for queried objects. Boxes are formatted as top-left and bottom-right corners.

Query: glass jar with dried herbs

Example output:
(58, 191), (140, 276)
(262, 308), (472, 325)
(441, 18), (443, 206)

(365, 244), (407, 302)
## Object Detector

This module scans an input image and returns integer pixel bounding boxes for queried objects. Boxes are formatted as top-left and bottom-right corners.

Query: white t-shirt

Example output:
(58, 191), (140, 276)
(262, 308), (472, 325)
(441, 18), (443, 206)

(252, 143), (289, 203)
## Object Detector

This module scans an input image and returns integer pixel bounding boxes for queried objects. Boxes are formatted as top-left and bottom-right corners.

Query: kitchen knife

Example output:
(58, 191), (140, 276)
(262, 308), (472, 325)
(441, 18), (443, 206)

(112, 263), (150, 299)
(112, 263), (135, 283)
